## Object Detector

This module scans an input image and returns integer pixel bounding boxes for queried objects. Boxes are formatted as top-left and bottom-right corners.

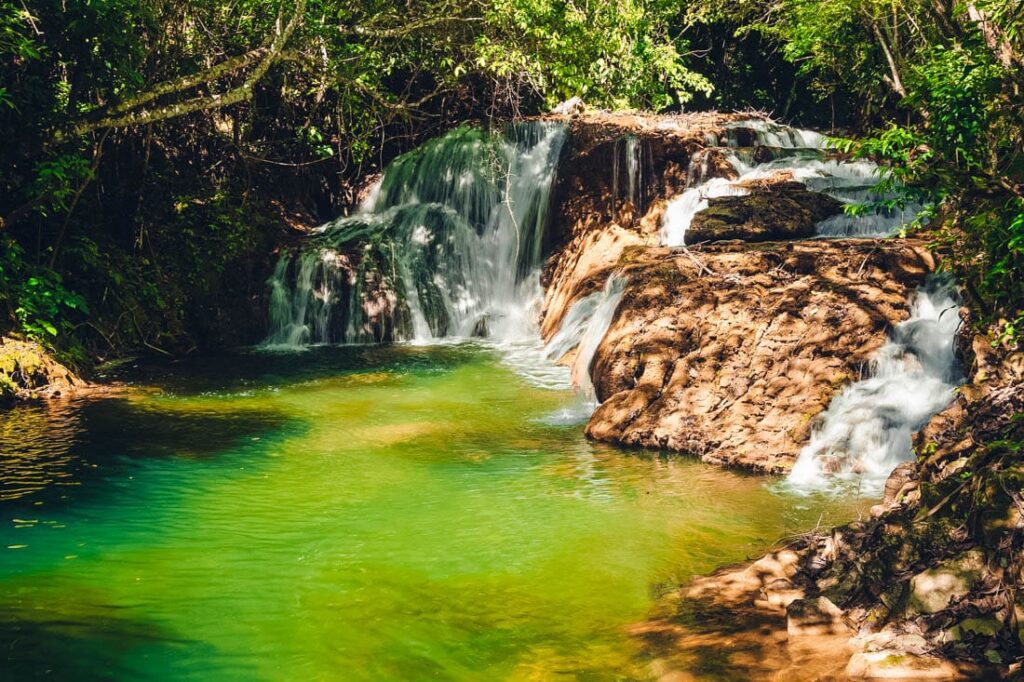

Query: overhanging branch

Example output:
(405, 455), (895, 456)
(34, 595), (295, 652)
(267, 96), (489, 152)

(59, 0), (306, 140)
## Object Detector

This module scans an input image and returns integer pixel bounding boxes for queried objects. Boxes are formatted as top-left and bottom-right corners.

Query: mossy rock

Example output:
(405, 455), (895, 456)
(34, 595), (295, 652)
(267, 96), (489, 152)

(908, 549), (986, 615)
(0, 337), (80, 401)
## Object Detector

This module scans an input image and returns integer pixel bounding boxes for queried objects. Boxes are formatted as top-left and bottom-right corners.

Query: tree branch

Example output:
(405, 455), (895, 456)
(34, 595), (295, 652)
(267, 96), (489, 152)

(99, 48), (269, 119)
(869, 20), (908, 97)
(60, 0), (306, 140)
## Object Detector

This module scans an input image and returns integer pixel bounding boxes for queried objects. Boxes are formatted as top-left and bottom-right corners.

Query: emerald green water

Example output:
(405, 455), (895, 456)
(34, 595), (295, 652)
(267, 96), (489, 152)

(1, 345), (865, 680)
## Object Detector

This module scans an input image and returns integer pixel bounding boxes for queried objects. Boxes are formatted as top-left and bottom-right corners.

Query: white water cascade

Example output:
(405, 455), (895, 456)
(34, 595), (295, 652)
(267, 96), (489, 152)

(662, 118), (925, 246)
(539, 274), (628, 423)
(786, 277), (962, 494)
(264, 122), (567, 348)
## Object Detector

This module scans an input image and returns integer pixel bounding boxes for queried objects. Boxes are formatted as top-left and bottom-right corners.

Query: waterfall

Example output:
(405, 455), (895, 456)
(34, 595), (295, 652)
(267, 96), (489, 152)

(539, 275), (628, 424)
(661, 118), (925, 246)
(263, 122), (567, 348)
(611, 134), (644, 214)
(785, 277), (962, 494)
(625, 135), (641, 208)
(544, 275), (627, 398)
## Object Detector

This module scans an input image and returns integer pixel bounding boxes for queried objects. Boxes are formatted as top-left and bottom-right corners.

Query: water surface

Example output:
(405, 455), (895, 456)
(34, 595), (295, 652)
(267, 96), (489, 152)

(1, 345), (867, 680)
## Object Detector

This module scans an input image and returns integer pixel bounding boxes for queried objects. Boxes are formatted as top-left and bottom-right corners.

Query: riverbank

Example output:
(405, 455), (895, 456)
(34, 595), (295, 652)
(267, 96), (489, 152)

(0, 337), (84, 402)
(532, 111), (1021, 676)
(633, 325), (1023, 680)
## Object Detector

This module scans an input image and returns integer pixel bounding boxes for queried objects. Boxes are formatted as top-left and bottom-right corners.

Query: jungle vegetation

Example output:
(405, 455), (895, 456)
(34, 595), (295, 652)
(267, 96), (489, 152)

(0, 0), (1021, 363)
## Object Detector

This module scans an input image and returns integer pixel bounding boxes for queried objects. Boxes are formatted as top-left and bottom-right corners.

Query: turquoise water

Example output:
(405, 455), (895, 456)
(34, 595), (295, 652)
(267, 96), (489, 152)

(0, 345), (865, 680)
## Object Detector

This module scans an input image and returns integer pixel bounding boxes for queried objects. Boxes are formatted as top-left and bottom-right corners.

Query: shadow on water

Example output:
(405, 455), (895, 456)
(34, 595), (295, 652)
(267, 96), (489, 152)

(0, 344), (480, 510)
(101, 344), (483, 395)
(0, 396), (299, 509)
(0, 604), (221, 682)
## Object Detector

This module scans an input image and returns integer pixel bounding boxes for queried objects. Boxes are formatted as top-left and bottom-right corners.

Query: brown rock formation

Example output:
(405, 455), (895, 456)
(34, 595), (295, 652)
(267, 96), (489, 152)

(540, 112), (746, 340)
(0, 337), (83, 402)
(580, 240), (935, 473)
(535, 112), (941, 474)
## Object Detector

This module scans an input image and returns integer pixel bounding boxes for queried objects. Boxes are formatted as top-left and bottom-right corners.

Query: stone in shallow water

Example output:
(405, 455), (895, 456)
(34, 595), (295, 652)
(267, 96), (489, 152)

(687, 181), (843, 243)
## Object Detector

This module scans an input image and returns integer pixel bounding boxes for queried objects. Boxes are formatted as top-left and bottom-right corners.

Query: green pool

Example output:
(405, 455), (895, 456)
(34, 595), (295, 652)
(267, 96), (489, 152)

(0, 345), (865, 680)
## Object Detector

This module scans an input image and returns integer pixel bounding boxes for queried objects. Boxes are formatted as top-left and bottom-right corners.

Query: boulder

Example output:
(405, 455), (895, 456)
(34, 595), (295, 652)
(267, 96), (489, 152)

(687, 182), (843, 243)
(787, 596), (850, 636)
(908, 549), (986, 615)
(0, 336), (83, 401)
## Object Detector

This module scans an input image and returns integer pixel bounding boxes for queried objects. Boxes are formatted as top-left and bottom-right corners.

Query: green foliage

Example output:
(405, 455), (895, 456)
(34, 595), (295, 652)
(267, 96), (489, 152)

(0, 237), (87, 344)
(0, 0), (1021, 359)
(31, 153), (93, 217)
(475, 0), (711, 110)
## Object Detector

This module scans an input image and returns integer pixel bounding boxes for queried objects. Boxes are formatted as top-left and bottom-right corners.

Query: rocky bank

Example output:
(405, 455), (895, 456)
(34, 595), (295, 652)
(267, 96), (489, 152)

(633, 326), (1023, 679)
(0, 337), (84, 402)
(539, 111), (939, 473)
(539, 111), (1022, 677)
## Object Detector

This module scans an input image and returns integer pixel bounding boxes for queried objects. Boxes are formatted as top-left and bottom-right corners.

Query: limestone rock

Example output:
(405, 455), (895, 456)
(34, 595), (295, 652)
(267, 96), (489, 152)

(908, 549), (986, 615)
(581, 240), (935, 472)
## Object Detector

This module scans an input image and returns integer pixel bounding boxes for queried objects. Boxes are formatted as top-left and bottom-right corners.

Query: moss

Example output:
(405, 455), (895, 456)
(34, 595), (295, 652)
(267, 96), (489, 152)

(0, 337), (78, 402)
(949, 618), (1003, 641)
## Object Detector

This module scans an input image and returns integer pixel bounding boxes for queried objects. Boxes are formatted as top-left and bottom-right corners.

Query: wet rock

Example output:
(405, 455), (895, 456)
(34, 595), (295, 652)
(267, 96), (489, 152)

(687, 182), (843, 243)
(580, 240), (935, 472)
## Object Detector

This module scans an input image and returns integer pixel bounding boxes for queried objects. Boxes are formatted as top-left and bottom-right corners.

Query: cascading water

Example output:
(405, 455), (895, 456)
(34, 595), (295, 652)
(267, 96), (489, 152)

(540, 274), (628, 423)
(661, 118), (925, 246)
(625, 135), (641, 208)
(264, 122), (567, 348)
(568, 275), (627, 399)
(611, 135), (645, 215)
(785, 277), (962, 494)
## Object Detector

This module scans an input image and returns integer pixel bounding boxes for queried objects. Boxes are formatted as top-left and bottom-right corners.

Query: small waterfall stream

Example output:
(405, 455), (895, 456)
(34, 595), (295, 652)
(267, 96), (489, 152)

(786, 277), (962, 494)
(546, 275), (628, 399)
(662, 119), (925, 246)
(540, 274), (628, 423)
